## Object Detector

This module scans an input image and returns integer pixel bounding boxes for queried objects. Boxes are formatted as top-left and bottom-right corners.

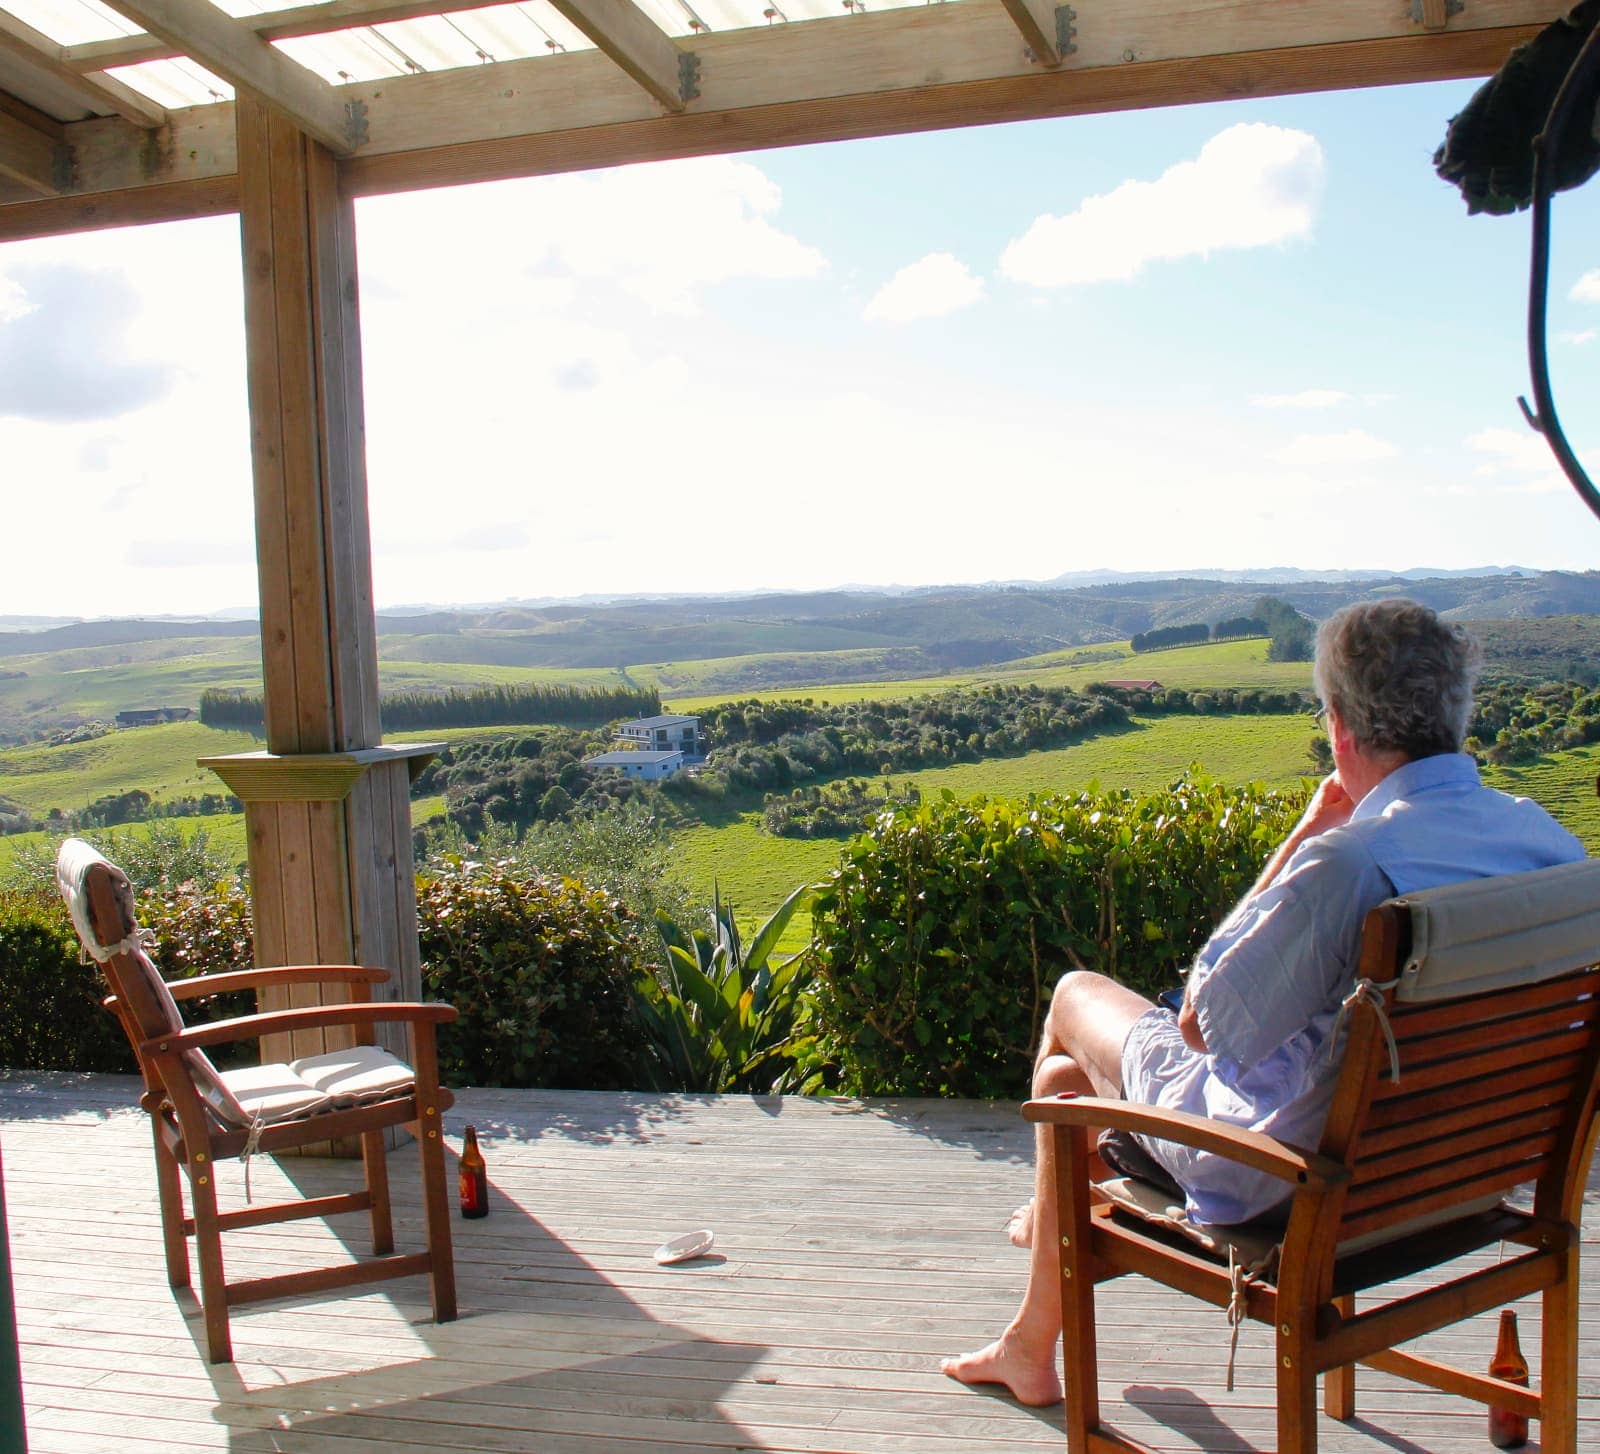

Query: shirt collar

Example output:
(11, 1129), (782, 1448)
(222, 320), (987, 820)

(1350, 752), (1480, 823)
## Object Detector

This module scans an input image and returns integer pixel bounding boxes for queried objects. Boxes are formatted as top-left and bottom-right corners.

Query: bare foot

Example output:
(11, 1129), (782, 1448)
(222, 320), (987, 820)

(941, 1335), (1063, 1406)
(1005, 1199), (1035, 1248)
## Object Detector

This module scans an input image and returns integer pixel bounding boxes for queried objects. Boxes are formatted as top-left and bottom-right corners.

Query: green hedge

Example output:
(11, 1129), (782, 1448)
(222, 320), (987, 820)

(416, 860), (648, 1089)
(0, 888), (132, 1073)
(0, 878), (263, 1074)
(807, 773), (1307, 1099)
(2, 859), (654, 1089)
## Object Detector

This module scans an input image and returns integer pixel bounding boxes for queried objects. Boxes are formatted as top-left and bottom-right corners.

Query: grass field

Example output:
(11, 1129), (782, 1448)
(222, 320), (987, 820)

(0, 722), (262, 814)
(664, 637), (1313, 713)
(672, 713), (1324, 951)
(0, 633), (635, 740)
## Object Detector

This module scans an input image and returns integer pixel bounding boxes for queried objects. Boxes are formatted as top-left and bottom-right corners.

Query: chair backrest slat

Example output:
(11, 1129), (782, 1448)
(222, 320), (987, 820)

(1366, 1052), (1588, 1130)
(1335, 955), (1600, 1248)
(1338, 1157), (1555, 1243)
(1359, 1079), (1571, 1158)
(1369, 1020), (1595, 1098)
(1381, 995), (1600, 1074)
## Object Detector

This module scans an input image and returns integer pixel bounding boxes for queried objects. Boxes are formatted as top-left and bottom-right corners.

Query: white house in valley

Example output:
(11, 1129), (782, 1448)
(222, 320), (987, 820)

(582, 749), (686, 781)
(614, 714), (703, 758)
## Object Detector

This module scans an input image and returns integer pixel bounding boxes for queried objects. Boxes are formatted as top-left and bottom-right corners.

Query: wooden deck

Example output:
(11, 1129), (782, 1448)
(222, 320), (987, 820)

(5, 1072), (1596, 1453)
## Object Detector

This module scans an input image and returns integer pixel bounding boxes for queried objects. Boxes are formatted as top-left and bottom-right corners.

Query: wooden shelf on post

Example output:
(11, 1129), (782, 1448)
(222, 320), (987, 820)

(198, 742), (442, 804)
(199, 742), (442, 1157)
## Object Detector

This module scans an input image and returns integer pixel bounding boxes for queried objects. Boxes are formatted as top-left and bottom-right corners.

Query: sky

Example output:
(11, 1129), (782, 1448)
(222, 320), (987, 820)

(3, 75), (1600, 619)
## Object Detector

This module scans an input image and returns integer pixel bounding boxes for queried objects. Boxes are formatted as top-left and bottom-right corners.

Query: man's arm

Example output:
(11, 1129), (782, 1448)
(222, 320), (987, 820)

(1249, 772), (1356, 897)
(1176, 772), (1357, 1054)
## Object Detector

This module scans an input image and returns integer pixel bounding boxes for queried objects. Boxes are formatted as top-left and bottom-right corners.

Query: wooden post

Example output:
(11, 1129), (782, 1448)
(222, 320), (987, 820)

(232, 92), (421, 1074)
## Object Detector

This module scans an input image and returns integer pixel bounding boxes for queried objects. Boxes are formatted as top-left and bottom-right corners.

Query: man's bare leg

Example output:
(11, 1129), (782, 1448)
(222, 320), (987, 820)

(942, 970), (1153, 1405)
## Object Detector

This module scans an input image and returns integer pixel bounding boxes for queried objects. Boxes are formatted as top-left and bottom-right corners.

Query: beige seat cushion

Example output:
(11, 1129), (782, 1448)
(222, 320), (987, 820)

(291, 1045), (414, 1106)
(214, 1064), (334, 1125)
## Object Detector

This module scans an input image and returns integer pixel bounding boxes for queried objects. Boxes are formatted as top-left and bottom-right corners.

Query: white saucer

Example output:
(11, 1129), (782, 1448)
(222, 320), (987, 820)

(653, 1229), (714, 1264)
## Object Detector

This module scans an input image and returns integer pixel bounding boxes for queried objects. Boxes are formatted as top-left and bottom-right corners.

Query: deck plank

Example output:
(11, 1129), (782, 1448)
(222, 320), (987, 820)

(3, 1071), (1596, 1453)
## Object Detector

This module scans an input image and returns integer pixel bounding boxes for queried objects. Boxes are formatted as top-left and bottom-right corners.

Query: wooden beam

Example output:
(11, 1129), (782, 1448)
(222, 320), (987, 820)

(100, 0), (359, 155)
(0, 10), (165, 129)
(545, 0), (691, 113)
(64, 0), (461, 72)
(0, 0), (1558, 238)
(0, 106), (60, 196)
(999, 0), (1070, 69)
(0, 173), (236, 241)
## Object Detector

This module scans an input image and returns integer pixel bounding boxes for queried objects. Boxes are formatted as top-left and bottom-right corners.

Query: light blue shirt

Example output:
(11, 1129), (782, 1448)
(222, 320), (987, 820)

(1130, 754), (1584, 1225)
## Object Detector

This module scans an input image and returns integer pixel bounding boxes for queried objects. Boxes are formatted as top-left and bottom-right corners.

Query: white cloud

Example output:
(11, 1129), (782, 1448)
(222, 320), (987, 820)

(1274, 429), (1396, 468)
(1465, 427), (1569, 493)
(1560, 328), (1597, 346)
(0, 275), (33, 324)
(999, 123), (1324, 288)
(358, 156), (827, 316)
(863, 253), (985, 323)
(1249, 388), (1352, 409)
(1569, 269), (1600, 303)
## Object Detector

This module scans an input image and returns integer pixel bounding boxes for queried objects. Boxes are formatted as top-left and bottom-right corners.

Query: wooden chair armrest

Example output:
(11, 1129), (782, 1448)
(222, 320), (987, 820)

(165, 965), (392, 1000)
(140, 1002), (457, 1054)
(1023, 1094), (1349, 1190)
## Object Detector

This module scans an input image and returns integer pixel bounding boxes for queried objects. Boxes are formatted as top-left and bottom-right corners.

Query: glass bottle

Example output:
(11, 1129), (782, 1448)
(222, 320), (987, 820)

(1487, 1309), (1529, 1449)
(458, 1126), (489, 1219)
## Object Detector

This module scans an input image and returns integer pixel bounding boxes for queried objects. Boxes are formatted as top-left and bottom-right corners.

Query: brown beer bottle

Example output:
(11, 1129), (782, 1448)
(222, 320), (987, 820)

(458, 1126), (489, 1219)
(1487, 1309), (1529, 1449)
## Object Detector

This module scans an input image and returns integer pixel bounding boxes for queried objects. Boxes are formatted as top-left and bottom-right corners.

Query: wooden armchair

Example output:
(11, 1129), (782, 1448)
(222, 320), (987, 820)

(1029, 858), (1600, 1454)
(56, 838), (458, 1364)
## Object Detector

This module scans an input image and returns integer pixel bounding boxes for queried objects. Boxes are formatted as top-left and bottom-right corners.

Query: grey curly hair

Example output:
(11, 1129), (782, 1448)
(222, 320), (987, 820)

(1312, 600), (1481, 759)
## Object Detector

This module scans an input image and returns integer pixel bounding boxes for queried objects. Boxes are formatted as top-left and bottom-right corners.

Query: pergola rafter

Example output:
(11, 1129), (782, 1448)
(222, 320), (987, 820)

(0, 0), (1557, 234)
(0, 8), (165, 129)
(99, 0), (362, 154)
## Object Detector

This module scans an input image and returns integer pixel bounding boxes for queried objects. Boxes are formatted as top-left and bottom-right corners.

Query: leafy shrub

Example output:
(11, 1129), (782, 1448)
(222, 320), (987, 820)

(0, 874), (255, 1072)
(0, 886), (131, 1072)
(0, 824), (236, 897)
(636, 885), (817, 1093)
(807, 773), (1306, 1099)
(762, 778), (920, 837)
(416, 859), (647, 1089)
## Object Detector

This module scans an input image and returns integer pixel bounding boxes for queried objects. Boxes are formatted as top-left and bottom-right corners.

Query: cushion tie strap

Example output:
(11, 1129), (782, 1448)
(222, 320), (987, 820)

(78, 926), (155, 967)
(1329, 977), (1401, 1084)
(241, 1112), (267, 1204)
(1224, 1247), (1249, 1393)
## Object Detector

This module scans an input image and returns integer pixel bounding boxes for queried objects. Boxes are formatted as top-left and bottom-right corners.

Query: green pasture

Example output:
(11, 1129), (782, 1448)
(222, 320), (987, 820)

(0, 631), (636, 740)
(1483, 744), (1600, 854)
(664, 637), (1312, 713)
(673, 712), (1324, 952)
(0, 722), (262, 815)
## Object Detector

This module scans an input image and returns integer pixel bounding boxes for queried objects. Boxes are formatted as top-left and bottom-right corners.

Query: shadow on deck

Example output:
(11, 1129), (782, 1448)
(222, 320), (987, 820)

(4, 1073), (1595, 1453)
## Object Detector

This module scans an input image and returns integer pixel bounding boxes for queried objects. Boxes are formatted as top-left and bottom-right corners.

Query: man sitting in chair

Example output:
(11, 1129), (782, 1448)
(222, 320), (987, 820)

(943, 598), (1585, 1407)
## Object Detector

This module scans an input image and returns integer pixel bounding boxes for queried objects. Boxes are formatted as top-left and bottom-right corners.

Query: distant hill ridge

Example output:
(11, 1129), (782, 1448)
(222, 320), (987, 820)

(2, 571), (1596, 670)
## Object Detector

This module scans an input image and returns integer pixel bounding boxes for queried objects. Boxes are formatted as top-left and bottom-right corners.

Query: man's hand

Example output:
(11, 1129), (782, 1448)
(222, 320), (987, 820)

(1177, 993), (1206, 1054)
(1298, 772), (1356, 840)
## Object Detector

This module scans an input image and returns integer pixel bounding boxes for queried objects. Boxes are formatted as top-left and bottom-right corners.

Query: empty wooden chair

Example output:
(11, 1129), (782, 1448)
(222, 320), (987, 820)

(56, 837), (458, 1363)
(1029, 857), (1600, 1454)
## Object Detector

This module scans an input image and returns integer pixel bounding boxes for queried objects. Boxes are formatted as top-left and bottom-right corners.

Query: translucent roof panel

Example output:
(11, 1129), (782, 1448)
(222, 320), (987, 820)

(5, 0), (141, 45)
(11, 0), (948, 114)
(107, 58), (236, 108)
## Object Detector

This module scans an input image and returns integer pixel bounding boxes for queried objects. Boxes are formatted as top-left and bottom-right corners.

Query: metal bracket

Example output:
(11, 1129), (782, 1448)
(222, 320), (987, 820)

(1055, 5), (1077, 57)
(344, 98), (370, 150)
(1409, 0), (1463, 30)
(679, 51), (702, 104)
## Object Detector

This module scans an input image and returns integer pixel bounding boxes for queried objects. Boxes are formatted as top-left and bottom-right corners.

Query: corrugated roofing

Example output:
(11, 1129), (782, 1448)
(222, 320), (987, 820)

(10, 0), (946, 116)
